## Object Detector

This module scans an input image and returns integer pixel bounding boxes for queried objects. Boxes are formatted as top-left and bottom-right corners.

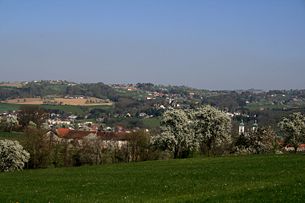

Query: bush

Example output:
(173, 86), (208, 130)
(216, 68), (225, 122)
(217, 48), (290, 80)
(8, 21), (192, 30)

(0, 139), (30, 172)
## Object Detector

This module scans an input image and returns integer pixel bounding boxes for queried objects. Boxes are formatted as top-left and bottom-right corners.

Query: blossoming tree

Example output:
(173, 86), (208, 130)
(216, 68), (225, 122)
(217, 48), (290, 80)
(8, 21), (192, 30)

(192, 105), (232, 155)
(152, 109), (197, 158)
(0, 139), (30, 172)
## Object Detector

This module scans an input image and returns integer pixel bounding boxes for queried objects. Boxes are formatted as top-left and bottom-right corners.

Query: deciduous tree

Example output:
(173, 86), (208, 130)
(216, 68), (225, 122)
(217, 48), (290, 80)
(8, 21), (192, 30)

(234, 126), (277, 154)
(18, 105), (49, 129)
(192, 105), (232, 155)
(0, 139), (30, 172)
(152, 109), (197, 158)
(278, 112), (305, 153)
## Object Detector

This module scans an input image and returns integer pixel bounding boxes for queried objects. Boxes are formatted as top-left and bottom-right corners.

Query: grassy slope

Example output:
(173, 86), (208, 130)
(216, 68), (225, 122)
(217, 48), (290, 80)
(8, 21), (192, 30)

(0, 155), (305, 202)
(143, 117), (161, 128)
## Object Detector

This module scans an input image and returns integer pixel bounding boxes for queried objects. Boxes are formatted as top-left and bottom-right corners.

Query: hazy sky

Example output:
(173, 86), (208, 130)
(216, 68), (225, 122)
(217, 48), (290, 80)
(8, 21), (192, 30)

(0, 0), (305, 90)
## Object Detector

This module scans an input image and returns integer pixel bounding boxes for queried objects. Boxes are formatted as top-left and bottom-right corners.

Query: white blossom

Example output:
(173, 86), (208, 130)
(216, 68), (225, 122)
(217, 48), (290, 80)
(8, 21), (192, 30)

(0, 139), (30, 172)
(191, 105), (232, 154)
(152, 109), (197, 158)
(279, 112), (305, 152)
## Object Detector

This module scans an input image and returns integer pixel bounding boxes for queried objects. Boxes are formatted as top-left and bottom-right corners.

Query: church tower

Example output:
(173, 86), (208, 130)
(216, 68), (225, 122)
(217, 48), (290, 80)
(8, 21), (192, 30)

(252, 120), (258, 132)
(239, 120), (245, 135)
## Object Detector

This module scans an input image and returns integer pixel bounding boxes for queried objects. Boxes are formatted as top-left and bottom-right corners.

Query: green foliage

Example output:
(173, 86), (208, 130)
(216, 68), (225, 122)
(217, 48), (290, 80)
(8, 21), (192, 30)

(0, 155), (305, 202)
(0, 139), (30, 172)
(66, 82), (118, 100)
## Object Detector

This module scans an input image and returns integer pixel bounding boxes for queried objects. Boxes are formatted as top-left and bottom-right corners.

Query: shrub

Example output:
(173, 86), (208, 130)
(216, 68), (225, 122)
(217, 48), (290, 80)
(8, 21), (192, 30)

(0, 139), (30, 172)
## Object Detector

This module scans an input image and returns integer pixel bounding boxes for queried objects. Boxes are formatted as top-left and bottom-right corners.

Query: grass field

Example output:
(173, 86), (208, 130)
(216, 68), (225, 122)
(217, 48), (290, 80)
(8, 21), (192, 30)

(143, 117), (161, 128)
(0, 103), (20, 112)
(41, 104), (111, 115)
(0, 131), (24, 141)
(0, 155), (305, 202)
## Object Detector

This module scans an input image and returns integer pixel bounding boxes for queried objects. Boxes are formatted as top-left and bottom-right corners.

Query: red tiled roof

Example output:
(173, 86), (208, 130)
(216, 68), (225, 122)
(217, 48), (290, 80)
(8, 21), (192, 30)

(56, 128), (70, 137)
(299, 144), (305, 148)
(63, 130), (94, 139)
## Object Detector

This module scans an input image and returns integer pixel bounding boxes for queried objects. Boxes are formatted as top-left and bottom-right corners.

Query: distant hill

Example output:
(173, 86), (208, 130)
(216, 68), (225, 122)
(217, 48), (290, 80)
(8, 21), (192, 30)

(0, 80), (118, 101)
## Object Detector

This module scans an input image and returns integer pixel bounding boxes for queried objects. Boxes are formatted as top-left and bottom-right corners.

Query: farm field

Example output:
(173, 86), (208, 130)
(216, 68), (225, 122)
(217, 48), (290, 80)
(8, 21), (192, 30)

(0, 103), (20, 112)
(0, 82), (23, 88)
(3, 97), (112, 106)
(245, 100), (305, 111)
(0, 155), (304, 202)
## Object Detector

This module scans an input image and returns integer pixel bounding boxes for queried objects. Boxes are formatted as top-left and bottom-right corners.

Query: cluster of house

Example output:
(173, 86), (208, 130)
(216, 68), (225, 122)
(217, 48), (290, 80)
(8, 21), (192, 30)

(46, 113), (146, 149)
(111, 84), (138, 91)
(46, 128), (128, 148)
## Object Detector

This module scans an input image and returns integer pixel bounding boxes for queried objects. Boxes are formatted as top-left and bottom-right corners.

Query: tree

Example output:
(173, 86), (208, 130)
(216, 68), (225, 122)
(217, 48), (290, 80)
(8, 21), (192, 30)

(278, 112), (305, 153)
(18, 105), (49, 129)
(152, 109), (197, 158)
(126, 130), (151, 162)
(234, 126), (277, 154)
(22, 127), (51, 168)
(0, 115), (19, 132)
(0, 139), (30, 172)
(192, 105), (232, 155)
(249, 127), (277, 154)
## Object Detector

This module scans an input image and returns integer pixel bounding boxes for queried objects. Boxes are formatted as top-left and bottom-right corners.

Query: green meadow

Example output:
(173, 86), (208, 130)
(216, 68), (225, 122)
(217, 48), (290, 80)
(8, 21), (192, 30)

(0, 155), (305, 202)
(0, 103), (20, 113)
(0, 131), (24, 141)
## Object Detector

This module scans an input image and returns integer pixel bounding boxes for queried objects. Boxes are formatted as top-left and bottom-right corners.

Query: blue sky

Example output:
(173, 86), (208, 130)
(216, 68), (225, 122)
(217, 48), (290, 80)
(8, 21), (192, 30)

(0, 0), (305, 90)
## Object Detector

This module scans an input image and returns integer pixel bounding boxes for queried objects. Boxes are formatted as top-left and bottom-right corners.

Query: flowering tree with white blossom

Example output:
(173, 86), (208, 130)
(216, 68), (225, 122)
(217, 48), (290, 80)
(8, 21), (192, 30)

(191, 105), (232, 155)
(0, 139), (30, 172)
(153, 106), (232, 157)
(279, 112), (305, 153)
(152, 109), (197, 158)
